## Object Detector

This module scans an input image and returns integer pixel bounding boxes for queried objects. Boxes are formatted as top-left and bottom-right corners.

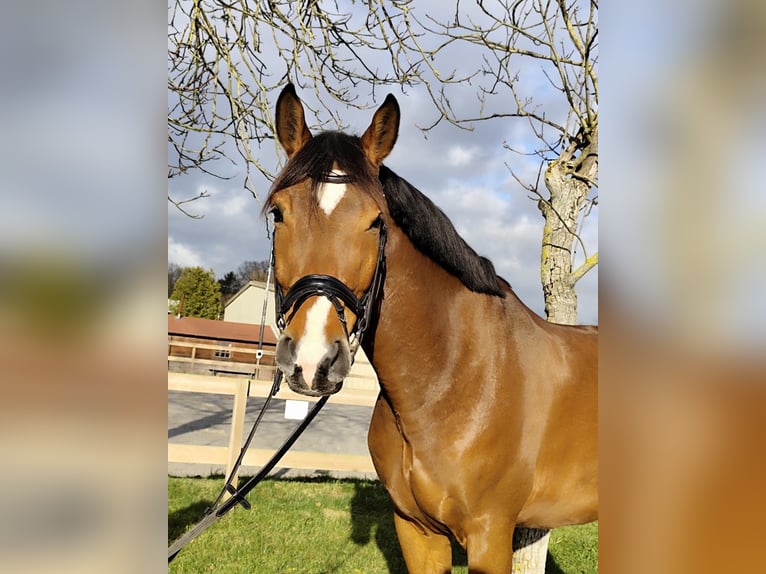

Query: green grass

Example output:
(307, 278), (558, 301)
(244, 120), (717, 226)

(169, 476), (597, 573)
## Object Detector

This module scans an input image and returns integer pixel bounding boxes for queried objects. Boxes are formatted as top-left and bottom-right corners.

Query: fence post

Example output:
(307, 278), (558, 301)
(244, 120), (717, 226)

(224, 378), (250, 495)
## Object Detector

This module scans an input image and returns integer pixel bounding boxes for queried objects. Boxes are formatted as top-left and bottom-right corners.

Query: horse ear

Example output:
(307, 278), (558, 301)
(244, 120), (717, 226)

(360, 94), (400, 167)
(275, 83), (312, 158)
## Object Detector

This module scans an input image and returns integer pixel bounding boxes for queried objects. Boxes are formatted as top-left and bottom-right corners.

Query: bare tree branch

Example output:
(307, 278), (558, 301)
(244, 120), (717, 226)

(570, 251), (598, 286)
(168, 0), (423, 209)
(168, 189), (211, 219)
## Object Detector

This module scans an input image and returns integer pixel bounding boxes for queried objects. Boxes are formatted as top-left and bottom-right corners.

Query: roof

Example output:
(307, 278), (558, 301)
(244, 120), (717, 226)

(224, 280), (274, 309)
(167, 315), (278, 345)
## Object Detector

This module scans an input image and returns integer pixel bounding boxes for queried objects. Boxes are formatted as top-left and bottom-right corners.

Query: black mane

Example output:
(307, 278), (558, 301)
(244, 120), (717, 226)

(267, 131), (505, 298)
(379, 166), (505, 298)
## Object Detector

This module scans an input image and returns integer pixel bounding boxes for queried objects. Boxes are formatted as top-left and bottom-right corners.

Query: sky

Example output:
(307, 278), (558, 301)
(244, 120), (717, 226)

(168, 3), (599, 325)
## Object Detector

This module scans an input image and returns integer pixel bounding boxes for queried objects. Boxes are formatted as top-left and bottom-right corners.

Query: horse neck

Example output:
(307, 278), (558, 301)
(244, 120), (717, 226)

(362, 226), (505, 415)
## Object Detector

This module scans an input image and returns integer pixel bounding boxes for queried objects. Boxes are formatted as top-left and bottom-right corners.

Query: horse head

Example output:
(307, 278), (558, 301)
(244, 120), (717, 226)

(266, 84), (399, 396)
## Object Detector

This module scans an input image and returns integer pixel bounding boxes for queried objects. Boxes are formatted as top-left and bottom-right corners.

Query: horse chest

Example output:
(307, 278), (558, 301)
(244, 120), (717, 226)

(368, 399), (461, 532)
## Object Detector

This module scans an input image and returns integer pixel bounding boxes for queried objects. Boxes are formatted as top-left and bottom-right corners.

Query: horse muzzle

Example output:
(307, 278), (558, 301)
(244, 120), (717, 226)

(275, 333), (352, 397)
(270, 226), (386, 397)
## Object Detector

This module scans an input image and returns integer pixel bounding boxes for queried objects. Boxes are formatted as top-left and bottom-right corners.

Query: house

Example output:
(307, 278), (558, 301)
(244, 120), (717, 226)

(168, 315), (279, 379)
(223, 280), (277, 328)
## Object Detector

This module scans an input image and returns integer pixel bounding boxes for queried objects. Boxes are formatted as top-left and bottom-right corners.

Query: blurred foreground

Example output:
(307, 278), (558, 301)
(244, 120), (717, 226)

(602, 0), (766, 571)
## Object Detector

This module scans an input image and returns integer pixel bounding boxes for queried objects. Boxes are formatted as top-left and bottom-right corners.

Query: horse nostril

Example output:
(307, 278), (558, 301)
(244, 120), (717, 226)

(326, 339), (351, 383)
(328, 340), (344, 367)
(276, 335), (296, 375)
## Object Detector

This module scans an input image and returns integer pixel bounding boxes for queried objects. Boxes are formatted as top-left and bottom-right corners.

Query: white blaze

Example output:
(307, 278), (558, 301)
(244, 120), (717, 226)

(294, 297), (332, 385)
(317, 173), (347, 215)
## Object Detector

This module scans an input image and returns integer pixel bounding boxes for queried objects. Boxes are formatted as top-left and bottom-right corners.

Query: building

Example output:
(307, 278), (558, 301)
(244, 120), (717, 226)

(168, 314), (279, 379)
(223, 280), (277, 328)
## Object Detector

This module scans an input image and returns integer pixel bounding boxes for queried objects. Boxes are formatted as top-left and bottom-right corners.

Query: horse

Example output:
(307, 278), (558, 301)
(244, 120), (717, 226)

(265, 83), (598, 573)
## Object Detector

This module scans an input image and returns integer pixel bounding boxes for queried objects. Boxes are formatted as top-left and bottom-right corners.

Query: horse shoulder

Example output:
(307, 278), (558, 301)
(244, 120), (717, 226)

(367, 394), (420, 516)
(368, 391), (467, 534)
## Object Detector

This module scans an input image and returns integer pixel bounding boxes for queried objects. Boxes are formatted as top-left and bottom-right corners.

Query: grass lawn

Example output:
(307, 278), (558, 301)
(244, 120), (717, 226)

(169, 476), (597, 573)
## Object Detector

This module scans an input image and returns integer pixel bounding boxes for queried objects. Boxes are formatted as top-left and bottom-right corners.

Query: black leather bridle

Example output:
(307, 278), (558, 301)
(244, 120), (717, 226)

(272, 179), (387, 357)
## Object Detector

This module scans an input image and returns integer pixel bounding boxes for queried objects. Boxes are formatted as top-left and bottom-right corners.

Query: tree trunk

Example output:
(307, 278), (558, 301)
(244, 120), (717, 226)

(539, 126), (598, 326)
(513, 129), (598, 572)
(511, 168), (583, 571)
(539, 169), (586, 325)
(513, 527), (552, 573)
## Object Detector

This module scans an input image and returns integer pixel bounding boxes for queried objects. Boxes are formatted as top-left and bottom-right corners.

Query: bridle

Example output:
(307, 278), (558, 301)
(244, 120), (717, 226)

(273, 175), (387, 358)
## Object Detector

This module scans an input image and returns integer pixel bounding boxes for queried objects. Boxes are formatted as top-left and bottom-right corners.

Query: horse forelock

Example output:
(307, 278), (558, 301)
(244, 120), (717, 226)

(265, 131), (383, 212)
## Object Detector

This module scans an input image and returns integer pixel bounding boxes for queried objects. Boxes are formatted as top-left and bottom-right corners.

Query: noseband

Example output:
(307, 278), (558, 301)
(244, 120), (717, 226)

(273, 184), (387, 358)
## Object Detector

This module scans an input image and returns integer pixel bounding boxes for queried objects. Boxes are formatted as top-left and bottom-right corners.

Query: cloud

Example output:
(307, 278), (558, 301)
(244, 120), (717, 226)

(168, 177), (271, 278)
(447, 145), (478, 166)
(167, 236), (204, 268)
(426, 177), (548, 314)
(222, 191), (249, 217)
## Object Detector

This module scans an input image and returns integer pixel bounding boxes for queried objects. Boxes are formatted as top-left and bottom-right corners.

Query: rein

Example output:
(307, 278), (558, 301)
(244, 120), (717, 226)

(168, 176), (387, 562)
(167, 389), (328, 562)
(168, 234), (309, 563)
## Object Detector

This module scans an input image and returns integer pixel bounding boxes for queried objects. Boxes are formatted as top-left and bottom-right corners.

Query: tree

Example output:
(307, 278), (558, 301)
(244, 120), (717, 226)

(413, 0), (598, 325)
(168, 1), (596, 569)
(218, 270), (241, 305)
(170, 266), (222, 319)
(413, 17), (595, 567)
(215, 262), (270, 307)
(236, 260), (270, 285)
(168, 0), (412, 213)
(168, 262), (183, 297)
(168, 0), (596, 320)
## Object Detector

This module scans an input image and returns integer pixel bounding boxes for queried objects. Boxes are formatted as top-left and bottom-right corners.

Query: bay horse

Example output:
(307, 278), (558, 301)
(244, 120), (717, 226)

(266, 84), (597, 573)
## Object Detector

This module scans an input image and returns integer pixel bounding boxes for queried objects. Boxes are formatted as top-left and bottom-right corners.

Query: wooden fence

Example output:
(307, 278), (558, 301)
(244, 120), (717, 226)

(168, 338), (379, 391)
(168, 371), (378, 486)
(168, 338), (278, 380)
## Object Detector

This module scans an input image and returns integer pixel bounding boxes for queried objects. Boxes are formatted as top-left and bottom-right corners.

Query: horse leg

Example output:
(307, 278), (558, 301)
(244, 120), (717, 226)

(394, 513), (452, 574)
(465, 523), (515, 574)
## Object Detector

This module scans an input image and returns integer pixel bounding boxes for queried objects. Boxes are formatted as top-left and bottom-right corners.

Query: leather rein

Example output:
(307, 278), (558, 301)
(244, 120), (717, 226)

(168, 173), (387, 562)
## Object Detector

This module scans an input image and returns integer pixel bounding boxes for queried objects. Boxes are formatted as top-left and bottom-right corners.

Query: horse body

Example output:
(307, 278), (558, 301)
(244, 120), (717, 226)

(267, 84), (597, 573)
(365, 220), (597, 570)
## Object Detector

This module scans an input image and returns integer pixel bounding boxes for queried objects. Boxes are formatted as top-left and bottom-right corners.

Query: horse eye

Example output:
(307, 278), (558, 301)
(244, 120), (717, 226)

(269, 206), (284, 223)
(368, 215), (383, 230)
